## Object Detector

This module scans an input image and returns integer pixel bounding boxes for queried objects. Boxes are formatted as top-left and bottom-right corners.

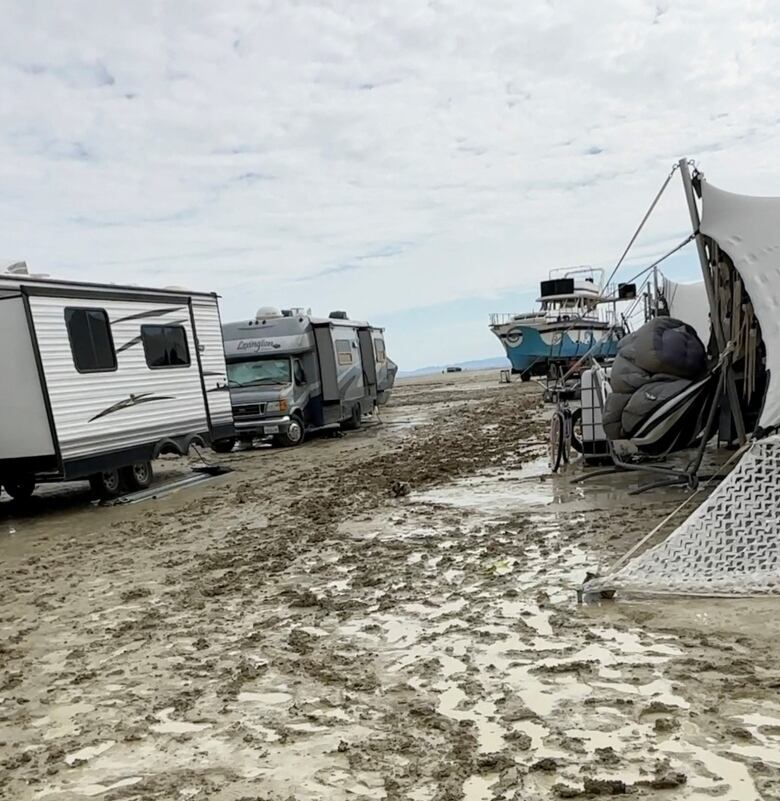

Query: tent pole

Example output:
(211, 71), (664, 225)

(652, 264), (660, 315)
(678, 158), (747, 445)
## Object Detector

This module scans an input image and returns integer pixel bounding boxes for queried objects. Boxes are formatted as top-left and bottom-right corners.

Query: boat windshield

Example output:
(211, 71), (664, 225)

(227, 357), (292, 387)
(542, 298), (596, 312)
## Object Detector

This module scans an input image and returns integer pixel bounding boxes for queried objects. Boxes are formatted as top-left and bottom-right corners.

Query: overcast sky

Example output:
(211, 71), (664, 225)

(2, 1), (780, 369)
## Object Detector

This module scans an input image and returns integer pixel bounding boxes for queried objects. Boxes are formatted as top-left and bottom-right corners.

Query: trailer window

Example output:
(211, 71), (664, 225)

(335, 339), (353, 366)
(65, 308), (117, 372)
(373, 338), (386, 363)
(141, 325), (190, 368)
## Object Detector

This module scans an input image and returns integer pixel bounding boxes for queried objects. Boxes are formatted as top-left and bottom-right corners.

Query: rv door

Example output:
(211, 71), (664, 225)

(0, 294), (56, 461)
(311, 322), (340, 402)
(190, 295), (234, 440)
(357, 327), (378, 396)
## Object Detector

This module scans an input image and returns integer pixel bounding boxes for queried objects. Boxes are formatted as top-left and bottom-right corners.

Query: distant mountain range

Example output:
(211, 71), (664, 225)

(398, 356), (509, 377)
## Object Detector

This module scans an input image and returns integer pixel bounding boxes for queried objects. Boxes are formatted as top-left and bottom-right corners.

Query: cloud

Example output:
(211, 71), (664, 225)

(19, 59), (115, 89)
(1, 1), (780, 368)
(301, 241), (414, 278)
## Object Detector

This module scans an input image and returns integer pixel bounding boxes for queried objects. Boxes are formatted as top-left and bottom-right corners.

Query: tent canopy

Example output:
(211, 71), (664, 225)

(700, 181), (780, 430)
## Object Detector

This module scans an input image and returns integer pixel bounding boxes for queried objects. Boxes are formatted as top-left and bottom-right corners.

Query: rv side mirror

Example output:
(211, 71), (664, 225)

(294, 363), (306, 385)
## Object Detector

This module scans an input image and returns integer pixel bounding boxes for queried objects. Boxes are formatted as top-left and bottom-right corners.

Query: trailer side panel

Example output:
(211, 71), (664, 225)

(28, 294), (209, 465)
(0, 296), (55, 459)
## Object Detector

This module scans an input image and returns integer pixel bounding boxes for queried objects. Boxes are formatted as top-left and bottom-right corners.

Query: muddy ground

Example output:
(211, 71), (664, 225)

(1, 370), (779, 800)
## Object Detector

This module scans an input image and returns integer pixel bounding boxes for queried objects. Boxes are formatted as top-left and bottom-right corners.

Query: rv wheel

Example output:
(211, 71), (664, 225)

(120, 462), (154, 491)
(2, 475), (35, 501)
(211, 437), (236, 454)
(272, 416), (305, 447)
(89, 469), (122, 499)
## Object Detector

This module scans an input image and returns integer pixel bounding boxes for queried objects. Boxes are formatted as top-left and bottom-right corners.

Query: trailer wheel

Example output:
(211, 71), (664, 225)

(211, 437), (236, 454)
(2, 475), (36, 501)
(272, 416), (305, 447)
(89, 469), (122, 499)
(120, 462), (153, 491)
(341, 404), (362, 431)
(549, 411), (565, 473)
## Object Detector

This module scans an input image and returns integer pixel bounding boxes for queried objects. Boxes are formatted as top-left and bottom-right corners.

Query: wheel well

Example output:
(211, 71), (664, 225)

(153, 434), (206, 458)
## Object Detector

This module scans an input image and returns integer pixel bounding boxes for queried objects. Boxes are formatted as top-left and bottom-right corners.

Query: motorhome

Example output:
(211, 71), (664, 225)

(0, 265), (234, 500)
(217, 307), (396, 450)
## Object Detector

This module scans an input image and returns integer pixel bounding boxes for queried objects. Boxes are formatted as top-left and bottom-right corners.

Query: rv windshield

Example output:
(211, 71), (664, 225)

(227, 357), (292, 387)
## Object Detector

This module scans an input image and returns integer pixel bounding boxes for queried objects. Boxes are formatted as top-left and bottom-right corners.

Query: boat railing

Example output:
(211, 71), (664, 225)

(549, 265), (605, 287)
(489, 311), (548, 326)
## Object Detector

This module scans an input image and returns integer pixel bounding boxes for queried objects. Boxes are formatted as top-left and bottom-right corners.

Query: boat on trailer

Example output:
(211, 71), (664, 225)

(489, 266), (624, 380)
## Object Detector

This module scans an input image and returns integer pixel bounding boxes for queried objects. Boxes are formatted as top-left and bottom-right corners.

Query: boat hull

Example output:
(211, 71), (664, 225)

(493, 323), (620, 375)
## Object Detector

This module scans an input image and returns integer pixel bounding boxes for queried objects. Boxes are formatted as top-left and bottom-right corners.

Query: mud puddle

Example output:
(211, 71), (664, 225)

(331, 468), (777, 798)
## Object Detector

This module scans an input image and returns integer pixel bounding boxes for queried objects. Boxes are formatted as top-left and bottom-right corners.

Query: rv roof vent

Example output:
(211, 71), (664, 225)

(256, 306), (282, 320)
(164, 285), (190, 292)
(329, 310), (348, 320)
(4, 261), (29, 275)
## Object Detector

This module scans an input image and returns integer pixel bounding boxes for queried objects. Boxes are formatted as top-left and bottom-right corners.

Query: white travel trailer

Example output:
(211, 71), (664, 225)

(217, 308), (396, 449)
(0, 266), (234, 499)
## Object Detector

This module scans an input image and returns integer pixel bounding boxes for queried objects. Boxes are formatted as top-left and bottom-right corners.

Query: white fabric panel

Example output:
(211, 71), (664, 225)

(700, 181), (780, 429)
(662, 278), (710, 346)
(588, 435), (780, 596)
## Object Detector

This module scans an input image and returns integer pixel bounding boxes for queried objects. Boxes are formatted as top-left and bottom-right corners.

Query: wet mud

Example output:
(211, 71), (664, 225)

(1, 370), (779, 800)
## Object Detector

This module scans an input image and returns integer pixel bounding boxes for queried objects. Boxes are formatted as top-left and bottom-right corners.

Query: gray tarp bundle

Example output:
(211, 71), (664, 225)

(603, 317), (707, 441)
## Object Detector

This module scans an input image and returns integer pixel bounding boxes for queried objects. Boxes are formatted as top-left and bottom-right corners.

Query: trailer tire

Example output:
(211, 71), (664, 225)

(272, 415), (305, 447)
(2, 475), (36, 501)
(341, 404), (362, 431)
(520, 371), (532, 383)
(211, 437), (236, 454)
(120, 461), (153, 491)
(89, 469), (123, 499)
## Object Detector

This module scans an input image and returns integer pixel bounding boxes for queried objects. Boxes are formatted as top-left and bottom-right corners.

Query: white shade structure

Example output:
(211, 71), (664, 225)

(699, 181), (780, 430)
(587, 168), (780, 597)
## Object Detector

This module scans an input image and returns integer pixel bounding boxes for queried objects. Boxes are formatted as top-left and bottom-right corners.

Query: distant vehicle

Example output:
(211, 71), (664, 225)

(216, 308), (397, 450)
(445, 366), (463, 373)
(0, 266), (233, 500)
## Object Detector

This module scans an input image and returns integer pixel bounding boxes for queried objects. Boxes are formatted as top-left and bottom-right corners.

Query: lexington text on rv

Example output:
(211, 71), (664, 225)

(215, 307), (397, 450)
(0, 268), (234, 500)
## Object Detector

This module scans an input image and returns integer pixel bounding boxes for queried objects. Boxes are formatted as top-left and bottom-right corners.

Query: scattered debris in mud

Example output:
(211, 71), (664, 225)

(1, 371), (779, 800)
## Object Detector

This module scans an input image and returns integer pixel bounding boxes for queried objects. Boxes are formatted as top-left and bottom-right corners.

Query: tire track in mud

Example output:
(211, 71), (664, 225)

(3, 377), (780, 800)
(0, 382), (543, 799)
